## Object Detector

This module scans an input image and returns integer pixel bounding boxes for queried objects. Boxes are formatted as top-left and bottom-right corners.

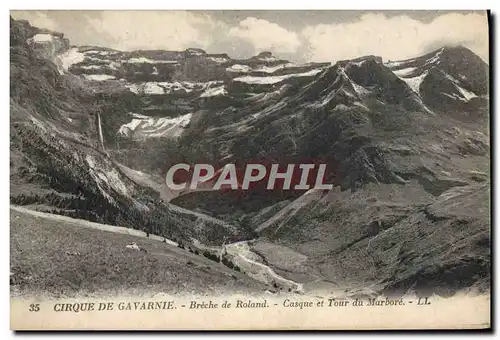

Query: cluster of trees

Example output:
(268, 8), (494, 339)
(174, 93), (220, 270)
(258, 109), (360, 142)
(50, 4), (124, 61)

(201, 249), (242, 272)
(175, 242), (242, 273)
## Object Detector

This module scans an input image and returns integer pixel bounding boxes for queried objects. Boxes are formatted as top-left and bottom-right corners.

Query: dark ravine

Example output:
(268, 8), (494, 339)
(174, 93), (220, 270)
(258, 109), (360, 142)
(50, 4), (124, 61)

(10, 16), (490, 297)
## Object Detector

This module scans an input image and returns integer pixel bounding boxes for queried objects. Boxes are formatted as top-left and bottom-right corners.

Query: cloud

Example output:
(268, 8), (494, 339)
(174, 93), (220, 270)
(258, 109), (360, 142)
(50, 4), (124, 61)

(84, 11), (225, 51)
(228, 17), (301, 54)
(10, 11), (488, 63)
(87, 13), (303, 58)
(11, 10), (58, 31)
(301, 12), (489, 62)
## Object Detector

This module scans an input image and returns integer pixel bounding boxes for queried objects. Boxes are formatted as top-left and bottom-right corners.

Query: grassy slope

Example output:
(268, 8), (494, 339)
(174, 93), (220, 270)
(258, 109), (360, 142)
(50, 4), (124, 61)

(10, 208), (267, 298)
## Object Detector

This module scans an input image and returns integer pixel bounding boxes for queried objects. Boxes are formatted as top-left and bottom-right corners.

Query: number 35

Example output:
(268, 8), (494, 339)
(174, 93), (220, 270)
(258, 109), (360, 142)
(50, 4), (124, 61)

(29, 304), (40, 312)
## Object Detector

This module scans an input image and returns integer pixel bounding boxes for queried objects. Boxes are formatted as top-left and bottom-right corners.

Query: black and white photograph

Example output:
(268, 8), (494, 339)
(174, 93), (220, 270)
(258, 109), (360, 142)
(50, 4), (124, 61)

(9, 9), (491, 330)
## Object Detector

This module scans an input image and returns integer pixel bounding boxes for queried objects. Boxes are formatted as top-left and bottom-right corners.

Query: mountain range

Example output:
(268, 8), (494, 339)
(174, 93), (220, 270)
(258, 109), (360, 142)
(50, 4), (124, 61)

(10, 17), (490, 297)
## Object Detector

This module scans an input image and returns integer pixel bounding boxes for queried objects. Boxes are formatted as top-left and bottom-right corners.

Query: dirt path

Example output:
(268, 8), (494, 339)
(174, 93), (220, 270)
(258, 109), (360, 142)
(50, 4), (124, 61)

(225, 240), (304, 293)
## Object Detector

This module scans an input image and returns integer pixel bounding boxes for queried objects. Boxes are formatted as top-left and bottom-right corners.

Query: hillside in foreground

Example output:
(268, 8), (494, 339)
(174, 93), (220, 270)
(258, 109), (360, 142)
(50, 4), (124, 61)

(10, 208), (267, 298)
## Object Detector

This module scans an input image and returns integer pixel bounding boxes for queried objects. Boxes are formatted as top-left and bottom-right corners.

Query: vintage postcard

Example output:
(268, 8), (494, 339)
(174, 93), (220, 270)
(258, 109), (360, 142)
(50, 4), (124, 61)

(10, 10), (491, 330)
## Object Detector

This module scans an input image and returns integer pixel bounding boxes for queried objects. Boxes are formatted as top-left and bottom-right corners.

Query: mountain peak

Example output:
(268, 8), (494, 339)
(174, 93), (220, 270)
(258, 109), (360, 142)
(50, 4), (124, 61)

(438, 45), (486, 63)
(440, 45), (474, 54)
(184, 48), (206, 56)
(337, 55), (383, 67)
(251, 51), (279, 62)
(256, 51), (273, 58)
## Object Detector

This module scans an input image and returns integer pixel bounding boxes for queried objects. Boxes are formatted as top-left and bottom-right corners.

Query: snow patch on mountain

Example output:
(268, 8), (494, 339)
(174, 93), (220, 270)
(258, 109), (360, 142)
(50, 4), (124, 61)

(348, 59), (368, 67)
(79, 65), (104, 70)
(105, 61), (121, 70)
(226, 64), (252, 73)
(385, 60), (404, 68)
(258, 56), (278, 62)
(249, 84), (290, 102)
(130, 113), (150, 119)
(386, 48), (443, 70)
(442, 92), (463, 100)
(351, 81), (370, 96)
(186, 48), (204, 56)
(233, 69), (323, 85)
(83, 74), (116, 81)
(442, 86), (477, 102)
(118, 112), (193, 139)
(209, 56), (230, 63)
(200, 85), (227, 97)
(386, 47), (482, 103)
(338, 66), (370, 97)
(85, 50), (119, 56)
(332, 103), (351, 111)
(126, 57), (179, 64)
(310, 90), (337, 109)
(455, 85), (478, 101)
(353, 101), (370, 110)
(75, 59), (120, 71)
(125, 80), (222, 95)
(57, 48), (86, 73)
(441, 73), (478, 101)
(32, 33), (54, 43)
(144, 82), (165, 95)
(397, 71), (428, 95)
(253, 63), (295, 73)
(392, 67), (417, 77)
(425, 48), (443, 65)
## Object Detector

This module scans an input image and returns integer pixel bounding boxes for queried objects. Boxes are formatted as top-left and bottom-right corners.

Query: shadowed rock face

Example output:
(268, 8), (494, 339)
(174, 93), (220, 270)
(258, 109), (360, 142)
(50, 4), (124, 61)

(10, 17), (490, 296)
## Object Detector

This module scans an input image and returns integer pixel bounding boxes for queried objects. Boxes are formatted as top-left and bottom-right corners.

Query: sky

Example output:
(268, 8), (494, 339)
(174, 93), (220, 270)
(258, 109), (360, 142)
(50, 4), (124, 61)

(11, 10), (489, 63)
